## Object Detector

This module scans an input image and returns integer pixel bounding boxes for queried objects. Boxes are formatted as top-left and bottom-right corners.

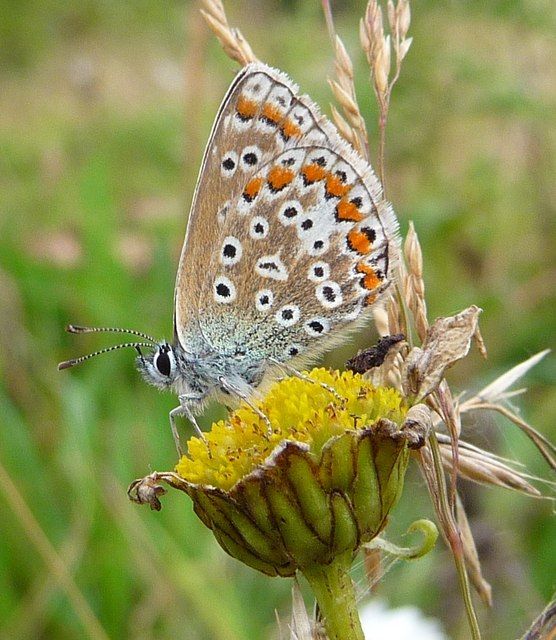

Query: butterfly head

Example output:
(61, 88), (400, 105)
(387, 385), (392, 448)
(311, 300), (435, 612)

(58, 324), (181, 390)
(136, 341), (180, 390)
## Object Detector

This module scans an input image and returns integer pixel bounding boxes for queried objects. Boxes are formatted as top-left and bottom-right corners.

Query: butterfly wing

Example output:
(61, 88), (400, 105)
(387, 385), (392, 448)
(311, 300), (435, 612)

(176, 63), (399, 366)
(174, 63), (304, 346)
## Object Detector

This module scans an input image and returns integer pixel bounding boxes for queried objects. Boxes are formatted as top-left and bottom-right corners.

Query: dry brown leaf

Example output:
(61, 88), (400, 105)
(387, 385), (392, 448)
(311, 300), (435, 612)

(405, 305), (482, 400)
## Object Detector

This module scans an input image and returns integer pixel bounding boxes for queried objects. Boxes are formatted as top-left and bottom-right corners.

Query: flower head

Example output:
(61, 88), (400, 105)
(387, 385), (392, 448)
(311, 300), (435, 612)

(176, 368), (408, 491)
(163, 369), (413, 577)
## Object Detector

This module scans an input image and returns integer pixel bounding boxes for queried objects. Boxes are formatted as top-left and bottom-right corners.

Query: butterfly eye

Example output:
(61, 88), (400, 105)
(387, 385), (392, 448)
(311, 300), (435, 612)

(154, 350), (171, 377)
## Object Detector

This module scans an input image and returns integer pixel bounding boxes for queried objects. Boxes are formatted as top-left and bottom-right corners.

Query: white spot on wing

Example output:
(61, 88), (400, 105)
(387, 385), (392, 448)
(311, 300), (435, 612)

(220, 236), (242, 266)
(308, 261), (330, 282)
(332, 159), (357, 185)
(256, 254), (288, 281)
(256, 112), (281, 133)
(307, 150), (335, 168)
(275, 305), (301, 327)
(220, 151), (238, 177)
(343, 299), (364, 321)
(284, 343), (303, 358)
(232, 100), (253, 132)
(249, 216), (269, 239)
(240, 145), (262, 171)
(277, 148), (306, 172)
(303, 129), (328, 145)
(255, 289), (274, 312)
(278, 199), (302, 226)
(316, 281), (343, 309)
(214, 276), (237, 304)
(347, 185), (372, 216)
(244, 74), (272, 99)
(217, 200), (230, 225)
(289, 104), (315, 135)
(304, 317), (330, 336)
(308, 237), (329, 257)
(266, 85), (293, 110)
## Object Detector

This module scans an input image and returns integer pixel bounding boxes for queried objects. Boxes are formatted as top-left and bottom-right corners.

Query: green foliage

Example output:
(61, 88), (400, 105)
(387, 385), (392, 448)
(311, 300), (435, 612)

(0, 1), (553, 638)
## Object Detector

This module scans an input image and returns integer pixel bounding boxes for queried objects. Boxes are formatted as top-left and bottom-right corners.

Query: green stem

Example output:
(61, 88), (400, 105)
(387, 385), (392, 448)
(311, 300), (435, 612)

(302, 553), (364, 640)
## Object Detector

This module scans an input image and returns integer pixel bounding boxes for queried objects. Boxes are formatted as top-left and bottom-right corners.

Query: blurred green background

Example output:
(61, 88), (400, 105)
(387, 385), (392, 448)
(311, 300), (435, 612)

(1, 0), (554, 638)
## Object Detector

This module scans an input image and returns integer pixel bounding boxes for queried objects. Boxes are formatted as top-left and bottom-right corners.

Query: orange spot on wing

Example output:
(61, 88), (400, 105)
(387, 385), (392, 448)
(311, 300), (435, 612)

(236, 95), (258, 120)
(347, 229), (373, 255)
(281, 118), (302, 139)
(356, 262), (381, 290)
(243, 177), (264, 202)
(364, 293), (378, 307)
(301, 163), (327, 184)
(268, 166), (294, 191)
(336, 198), (364, 222)
(261, 103), (282, 124)
(325, 175), (350, 198)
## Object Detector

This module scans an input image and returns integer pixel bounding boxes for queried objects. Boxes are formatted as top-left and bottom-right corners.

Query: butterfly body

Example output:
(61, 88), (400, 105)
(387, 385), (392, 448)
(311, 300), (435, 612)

(137, 337), (267, 401)
(62, 62), (399, 452)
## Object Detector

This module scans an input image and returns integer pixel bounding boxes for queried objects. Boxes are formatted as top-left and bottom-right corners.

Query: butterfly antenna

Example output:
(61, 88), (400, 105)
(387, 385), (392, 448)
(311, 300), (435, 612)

(58, 342), (153, 370)
(66, 324), (158, 344)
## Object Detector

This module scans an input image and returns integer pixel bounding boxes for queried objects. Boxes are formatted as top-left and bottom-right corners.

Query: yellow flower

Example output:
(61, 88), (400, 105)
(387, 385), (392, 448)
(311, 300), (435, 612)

(176, 368), (408, 491)
(130, 368), (423, 640)
(165, 368), (413, 577)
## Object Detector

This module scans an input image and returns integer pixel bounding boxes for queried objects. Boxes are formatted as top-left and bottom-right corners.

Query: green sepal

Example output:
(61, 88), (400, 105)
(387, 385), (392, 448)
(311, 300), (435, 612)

(207, 492), (287, 566)
(235, 479), (275, 535)
(285, 450), (331, 543)
(319, 432), (357, 492)
(191, 489), (245, 547)
(352, 435), (382, 537)
(264, 480), (329, 566)
(213, 527), (294, 577)
(330, 492), (358, 555)
(374, 436), (409, 513)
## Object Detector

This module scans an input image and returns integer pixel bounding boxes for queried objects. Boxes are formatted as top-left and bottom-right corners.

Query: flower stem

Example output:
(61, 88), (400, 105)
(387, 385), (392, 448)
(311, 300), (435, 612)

(302, 552), (364, 640)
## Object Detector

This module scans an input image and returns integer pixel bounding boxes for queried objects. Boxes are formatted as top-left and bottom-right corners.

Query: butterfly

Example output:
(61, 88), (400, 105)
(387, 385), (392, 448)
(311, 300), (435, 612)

(59, 63), (399, 454)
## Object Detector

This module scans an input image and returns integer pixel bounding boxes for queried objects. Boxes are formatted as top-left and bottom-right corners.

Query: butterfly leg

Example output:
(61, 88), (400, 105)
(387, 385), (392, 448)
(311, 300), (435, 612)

(218, 377), (273, 436)
(268, 358), (345, 402)
(169, 394), (206, 456)
(169, 406), (185, 456)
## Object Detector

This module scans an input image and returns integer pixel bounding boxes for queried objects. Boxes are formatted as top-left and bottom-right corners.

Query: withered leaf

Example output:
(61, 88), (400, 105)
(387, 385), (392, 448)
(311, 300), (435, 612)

(405, 305), (483, 399)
